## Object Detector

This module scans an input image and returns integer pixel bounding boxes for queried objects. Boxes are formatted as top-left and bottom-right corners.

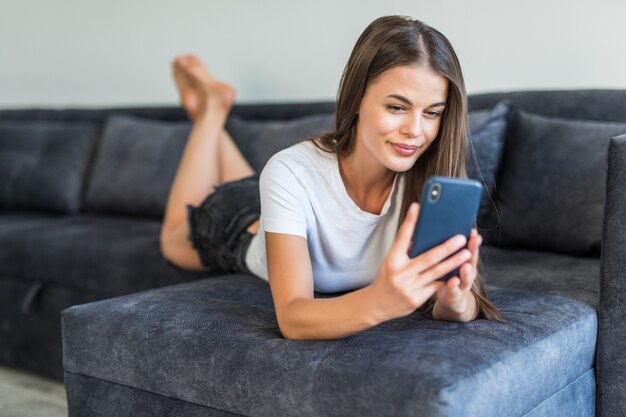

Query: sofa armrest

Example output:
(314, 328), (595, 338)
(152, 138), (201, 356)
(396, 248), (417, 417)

(597, 133), (626, 417)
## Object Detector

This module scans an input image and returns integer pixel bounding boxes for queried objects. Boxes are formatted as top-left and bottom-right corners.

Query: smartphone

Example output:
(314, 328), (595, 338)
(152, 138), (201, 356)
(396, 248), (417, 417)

(408, 176), (483, 281)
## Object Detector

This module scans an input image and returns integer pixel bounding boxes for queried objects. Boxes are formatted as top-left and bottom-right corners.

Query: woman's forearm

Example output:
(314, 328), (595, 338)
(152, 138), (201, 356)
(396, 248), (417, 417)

(279, 285), (387, 340)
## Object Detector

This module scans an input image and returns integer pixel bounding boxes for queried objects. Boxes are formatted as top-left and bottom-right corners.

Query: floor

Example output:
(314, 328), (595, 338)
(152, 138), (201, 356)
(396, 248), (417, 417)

(0, 365), (67, 417)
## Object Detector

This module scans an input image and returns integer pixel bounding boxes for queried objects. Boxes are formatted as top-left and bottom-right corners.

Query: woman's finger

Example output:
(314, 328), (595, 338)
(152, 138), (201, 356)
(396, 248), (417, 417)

(435, 277), (462, 304)
(457, 263), (473, 291)
(391, 202), (420, 255)
(403, 234), (468, 277)
(411, 247), (472, 285)
(415, 280), (446, 299)
(448, 277), (462, 295)
(470, 234), (482, 269)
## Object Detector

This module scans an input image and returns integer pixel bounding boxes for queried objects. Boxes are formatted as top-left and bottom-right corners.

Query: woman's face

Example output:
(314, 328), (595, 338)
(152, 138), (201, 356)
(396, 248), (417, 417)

(355, 64), (449, 173)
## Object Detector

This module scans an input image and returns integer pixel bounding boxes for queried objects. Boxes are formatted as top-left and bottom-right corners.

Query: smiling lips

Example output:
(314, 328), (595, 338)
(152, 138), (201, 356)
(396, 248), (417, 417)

(389, 142), (419, 156)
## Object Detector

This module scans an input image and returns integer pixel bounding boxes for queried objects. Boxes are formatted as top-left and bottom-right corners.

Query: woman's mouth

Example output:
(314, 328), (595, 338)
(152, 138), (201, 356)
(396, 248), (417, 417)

(389, 142), (418, 156)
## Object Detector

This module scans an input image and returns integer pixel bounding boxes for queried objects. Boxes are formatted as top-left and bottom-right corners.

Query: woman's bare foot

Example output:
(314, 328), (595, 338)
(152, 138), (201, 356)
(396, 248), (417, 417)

(172, 54), (236, 121)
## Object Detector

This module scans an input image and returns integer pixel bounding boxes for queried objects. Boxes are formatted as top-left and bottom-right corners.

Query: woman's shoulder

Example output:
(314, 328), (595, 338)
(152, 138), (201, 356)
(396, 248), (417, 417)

(260, 139), (335, 187)
(267, 138), (335, 168)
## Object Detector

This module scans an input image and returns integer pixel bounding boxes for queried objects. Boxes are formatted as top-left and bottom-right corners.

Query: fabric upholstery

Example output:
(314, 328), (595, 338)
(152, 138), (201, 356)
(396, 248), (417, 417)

(468, 89), (626, 123)
(64, 372), (241, 417)
(480, 245), (599, 308)
(597, 134), (626, 417)
(0, 121), (96, 213)
(225, 113), (334, 172)
(466, 100), (511, 214)
(63, 277), (596, 417)
(64, 368), (595, 417)
(0, 274), (104, 380)
(83, 115), (191, 218)
(0, 102), (337, 125)
(0, 211), (211, 379)
(482, 110), (626, 256)
(524, 369), (595, 417)
(0, 213), (210, 296)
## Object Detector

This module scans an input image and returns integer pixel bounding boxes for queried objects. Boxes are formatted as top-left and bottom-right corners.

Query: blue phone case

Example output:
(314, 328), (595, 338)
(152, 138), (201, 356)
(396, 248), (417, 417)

(409, 176), (483, 281)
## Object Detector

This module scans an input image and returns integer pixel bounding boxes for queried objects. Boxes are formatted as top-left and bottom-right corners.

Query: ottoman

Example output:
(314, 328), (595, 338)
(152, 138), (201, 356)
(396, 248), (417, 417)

(62, 274), (597, 417)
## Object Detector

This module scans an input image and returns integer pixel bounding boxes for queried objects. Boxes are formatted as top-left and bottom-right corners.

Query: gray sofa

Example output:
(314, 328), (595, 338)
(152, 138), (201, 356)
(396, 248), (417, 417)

(1, 90), (625, 416)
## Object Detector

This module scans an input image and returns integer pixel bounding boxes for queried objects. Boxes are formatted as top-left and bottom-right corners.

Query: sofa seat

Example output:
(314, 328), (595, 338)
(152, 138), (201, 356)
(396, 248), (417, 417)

(0, 211), (213, 378)
(62, 275), (597, 417)
(481, 245), (599, 308)
(0, 211), (209, 298)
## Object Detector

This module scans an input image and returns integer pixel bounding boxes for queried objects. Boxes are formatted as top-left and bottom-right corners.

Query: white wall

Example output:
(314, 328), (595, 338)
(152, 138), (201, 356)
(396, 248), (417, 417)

(1, 0), (624, 108)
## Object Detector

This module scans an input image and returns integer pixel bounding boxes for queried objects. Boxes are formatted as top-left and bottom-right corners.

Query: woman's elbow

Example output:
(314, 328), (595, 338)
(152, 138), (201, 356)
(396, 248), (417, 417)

(275, 306), (307, 340)
(278, 325), (312, 341)
(278, 325), (299, 340)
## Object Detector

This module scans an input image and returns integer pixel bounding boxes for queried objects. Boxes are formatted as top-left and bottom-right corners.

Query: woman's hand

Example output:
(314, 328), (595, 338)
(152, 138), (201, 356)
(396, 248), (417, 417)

(368, 202), (473, 322)
(432, 228), (482, 322)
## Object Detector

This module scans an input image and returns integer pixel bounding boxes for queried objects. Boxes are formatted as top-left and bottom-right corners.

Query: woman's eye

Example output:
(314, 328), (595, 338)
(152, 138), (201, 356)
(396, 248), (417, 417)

(387, 105), (404, 112)
(425, 111), (442, 118)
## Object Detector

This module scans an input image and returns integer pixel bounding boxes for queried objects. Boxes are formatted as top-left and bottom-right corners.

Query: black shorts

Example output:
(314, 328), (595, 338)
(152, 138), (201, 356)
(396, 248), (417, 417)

(186, 174), (260, 274)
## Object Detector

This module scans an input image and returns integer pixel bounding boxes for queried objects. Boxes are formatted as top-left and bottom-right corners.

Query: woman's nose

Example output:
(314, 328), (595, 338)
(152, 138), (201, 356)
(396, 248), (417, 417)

(401, 112), (422, 139)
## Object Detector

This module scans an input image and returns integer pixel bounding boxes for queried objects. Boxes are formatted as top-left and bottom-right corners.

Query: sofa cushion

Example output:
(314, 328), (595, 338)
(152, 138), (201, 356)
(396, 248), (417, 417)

(79, 106), (510, 218)
(83, 115), (192, 218)
(62, 276), (596, 417)
(483, 110), (626, 256)
(0, 121), (96, 213)
(0, 213), (210, 296)
(466, 100), (511, 214)
(0, 273), (107, 380)
(480, 245), (599, 308)
(225, 112), (335, 172)
(226, 103), (511, 184)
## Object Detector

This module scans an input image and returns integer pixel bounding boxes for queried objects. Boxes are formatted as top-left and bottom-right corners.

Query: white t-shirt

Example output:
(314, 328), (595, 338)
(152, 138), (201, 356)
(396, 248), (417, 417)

(244, 139), (405, 293)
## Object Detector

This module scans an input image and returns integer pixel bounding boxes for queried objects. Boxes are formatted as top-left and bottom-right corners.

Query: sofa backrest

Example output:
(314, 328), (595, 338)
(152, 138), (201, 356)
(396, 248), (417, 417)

(470, 90), (626, 257)
(1, 90), (625, 256)
(0, 120), (97, 213)
(469, 89), (626, 122)
(0, 102), (338, 126)
(0, 104), (336, 218)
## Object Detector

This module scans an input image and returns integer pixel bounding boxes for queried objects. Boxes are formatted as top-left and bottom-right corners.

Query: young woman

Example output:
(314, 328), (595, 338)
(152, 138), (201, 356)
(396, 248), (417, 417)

(160, 15), (503, 341)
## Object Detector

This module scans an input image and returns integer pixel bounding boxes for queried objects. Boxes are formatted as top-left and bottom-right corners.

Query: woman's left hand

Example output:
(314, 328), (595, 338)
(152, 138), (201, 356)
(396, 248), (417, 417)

(433, 228), (482, 320)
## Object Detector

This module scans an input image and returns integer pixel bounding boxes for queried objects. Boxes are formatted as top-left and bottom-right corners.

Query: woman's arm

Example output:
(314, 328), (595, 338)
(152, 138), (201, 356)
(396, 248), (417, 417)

(266, 232), (385, 340)
(266, 203), (473, 340)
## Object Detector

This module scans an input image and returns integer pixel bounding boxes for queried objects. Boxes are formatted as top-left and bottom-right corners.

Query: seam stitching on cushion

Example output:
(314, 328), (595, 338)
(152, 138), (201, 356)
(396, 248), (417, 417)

(64, 369), (251, 417)
(520, 367), (595, 417)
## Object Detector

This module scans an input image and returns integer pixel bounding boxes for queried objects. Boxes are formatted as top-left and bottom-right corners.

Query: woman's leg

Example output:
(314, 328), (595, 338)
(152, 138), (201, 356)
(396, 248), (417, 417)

(171, 55), (257, 230)
(219, 129), (255, 183)
(160, 55), (258, 270)
(172, 54), (254, 184)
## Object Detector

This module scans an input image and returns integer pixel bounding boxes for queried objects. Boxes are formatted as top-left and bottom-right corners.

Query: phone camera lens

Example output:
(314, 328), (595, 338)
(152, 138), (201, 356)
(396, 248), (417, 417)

(429, 183), (442, 202)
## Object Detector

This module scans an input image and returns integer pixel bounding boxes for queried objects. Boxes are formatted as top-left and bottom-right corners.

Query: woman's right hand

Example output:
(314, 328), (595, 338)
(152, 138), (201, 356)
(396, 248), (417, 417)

(369, 202), (472, 321)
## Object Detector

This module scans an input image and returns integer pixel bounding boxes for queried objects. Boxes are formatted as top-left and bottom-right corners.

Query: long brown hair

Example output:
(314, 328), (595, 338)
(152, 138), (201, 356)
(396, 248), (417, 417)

(311, 15), (503, 321)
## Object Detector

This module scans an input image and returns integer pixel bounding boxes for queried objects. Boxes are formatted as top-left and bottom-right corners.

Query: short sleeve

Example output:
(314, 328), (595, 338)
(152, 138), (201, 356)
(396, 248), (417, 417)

(259, 157), (308, 239)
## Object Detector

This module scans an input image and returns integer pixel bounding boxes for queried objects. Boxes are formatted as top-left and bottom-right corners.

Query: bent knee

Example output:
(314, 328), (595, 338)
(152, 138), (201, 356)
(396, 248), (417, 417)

(159, 224), (204, 271)
(159, 229), (174, 261)
(159, 229), (179, 264)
